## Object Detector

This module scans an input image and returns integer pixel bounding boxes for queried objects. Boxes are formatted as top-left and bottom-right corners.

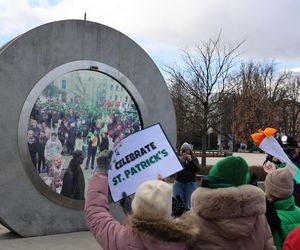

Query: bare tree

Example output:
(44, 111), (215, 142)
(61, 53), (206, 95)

(166, 33), (243, 167)
(280, 73), (300, 137)
(233, 61), (288, 144)
(168, 78), (192, 147)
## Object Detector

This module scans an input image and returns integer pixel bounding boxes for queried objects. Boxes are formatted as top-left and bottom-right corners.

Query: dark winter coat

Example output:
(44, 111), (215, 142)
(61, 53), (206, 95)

(61, 159), (85, 200)
(58, 124), (67, 142)
(176, 157), (200, 183)
(289, 155), (300, 207)
(31, 127), (41, 142)
(99, 136), (109, 152)
(52, 112), (59, 125)
(37, 136), (47, 155)
(66, 127), (77, 144)
(81, 125), (89, 138)
(28, 139), (38, 163)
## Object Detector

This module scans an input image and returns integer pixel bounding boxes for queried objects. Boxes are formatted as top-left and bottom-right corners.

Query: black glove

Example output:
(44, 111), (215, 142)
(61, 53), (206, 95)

(172, 195), (188, 217)
(95, 150), (113, 174)
(119, 192), (132, 215)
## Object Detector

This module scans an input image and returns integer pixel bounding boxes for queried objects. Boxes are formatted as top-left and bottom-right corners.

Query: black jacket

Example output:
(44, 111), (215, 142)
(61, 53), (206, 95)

(61, 159), (85, 200)
(176, 157), (200, 183)
(289, 155), (300, 207)
(99, 136), (109, 152)
(66, 127), (77, 144)
(37, 136), (47, 155)
(58, 124), (67, 141)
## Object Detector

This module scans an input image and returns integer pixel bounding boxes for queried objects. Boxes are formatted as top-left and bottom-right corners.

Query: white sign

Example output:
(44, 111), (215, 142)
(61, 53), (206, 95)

(108, 123), (183, 202)
(260, 136), (300, 182)
(260, 136), (293, 166)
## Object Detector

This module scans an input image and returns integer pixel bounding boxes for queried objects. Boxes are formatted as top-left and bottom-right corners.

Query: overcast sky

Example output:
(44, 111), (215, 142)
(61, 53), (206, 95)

(1, 0), (300, 71)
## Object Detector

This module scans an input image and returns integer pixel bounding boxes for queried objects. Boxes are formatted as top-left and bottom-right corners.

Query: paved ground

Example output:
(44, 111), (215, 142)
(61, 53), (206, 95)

(0, 152), (266, 249)
(0, 226), (102, 250)
(205, 152), (267, 166)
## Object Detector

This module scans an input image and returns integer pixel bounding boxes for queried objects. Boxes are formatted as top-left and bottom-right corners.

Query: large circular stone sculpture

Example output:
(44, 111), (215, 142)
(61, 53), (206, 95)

(0, 20), (176, 236)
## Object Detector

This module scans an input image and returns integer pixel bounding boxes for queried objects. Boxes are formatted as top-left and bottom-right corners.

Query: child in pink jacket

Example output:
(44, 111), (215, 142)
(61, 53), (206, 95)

(85, 150), (198, 250)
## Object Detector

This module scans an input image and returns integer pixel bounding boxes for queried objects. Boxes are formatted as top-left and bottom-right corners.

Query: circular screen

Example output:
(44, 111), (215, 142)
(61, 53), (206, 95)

(27, 70), (141, 199)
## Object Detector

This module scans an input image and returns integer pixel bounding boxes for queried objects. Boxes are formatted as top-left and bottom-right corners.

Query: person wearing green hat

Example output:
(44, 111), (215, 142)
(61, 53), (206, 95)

(179, 156), (275, 250)
(201, 156), (251, 188)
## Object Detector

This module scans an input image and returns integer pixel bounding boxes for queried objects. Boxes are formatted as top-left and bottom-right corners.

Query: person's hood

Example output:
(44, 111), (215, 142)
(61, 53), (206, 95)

(129, 212), (199, 248)
(191, 185), (266, 239)
(211, 216), (259, 240)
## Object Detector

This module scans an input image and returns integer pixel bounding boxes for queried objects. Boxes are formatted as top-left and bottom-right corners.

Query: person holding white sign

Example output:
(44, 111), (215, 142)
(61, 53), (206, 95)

(173, 142), (200, 209)
(280, 136), (300, 207)
(108, 124), (184, 202)
(85, 150), (198, 250)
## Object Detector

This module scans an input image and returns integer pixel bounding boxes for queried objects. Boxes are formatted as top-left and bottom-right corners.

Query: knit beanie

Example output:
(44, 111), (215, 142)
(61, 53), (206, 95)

(131, 180), (172, 219)
(180, 142), (192, 151)
(265, 167), (294, 200)
(207, 156), (250, 187)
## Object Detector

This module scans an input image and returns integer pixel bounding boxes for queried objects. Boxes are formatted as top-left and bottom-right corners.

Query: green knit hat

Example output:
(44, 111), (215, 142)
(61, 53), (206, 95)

(204, 156), (250, 188)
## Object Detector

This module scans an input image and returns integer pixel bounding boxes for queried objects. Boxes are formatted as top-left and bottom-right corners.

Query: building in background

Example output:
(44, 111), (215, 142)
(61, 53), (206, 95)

(50, 70), (135, 111)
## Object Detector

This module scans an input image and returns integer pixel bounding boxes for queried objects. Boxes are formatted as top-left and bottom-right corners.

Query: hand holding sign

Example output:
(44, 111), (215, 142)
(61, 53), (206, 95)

(108, 124), (183, 202)
(119, 192), (132, 215)
(263, 161), (276, 174)
(251, 128), (300, 183)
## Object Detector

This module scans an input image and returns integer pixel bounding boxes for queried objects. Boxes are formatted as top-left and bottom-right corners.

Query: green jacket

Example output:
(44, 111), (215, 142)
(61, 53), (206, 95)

(272, 196), (300, 250)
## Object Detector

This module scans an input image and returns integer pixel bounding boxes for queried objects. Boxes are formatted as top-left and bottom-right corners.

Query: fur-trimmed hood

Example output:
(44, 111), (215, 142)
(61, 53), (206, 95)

(190, 185), (267, 240)
(176, 185), (275, 249)
(129, 212), (199, 243)
(192, 185), (266, 219)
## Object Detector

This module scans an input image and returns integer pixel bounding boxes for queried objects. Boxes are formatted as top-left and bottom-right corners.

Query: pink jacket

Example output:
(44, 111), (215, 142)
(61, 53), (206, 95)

(85, 173), (196, 250)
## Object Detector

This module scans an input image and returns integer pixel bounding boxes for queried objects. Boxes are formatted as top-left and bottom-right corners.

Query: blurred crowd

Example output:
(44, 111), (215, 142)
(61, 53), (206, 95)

(27, 97), (140, 194)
